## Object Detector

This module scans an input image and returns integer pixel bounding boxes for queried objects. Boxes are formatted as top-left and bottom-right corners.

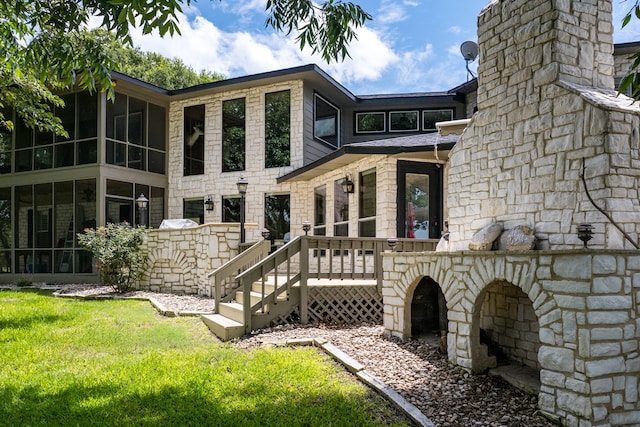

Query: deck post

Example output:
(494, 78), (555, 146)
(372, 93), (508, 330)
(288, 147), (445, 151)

(376, 240), (384, 293)
(243, 276), (252, 334)
(300, 235), (309, 324)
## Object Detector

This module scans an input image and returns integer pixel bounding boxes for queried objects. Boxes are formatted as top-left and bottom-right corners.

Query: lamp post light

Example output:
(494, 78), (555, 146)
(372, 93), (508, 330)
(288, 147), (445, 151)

(136, 193), (149, 227)
(302, 221), (311, 236)
(237, 177), (248, 244)
(387, 237), (398, 251)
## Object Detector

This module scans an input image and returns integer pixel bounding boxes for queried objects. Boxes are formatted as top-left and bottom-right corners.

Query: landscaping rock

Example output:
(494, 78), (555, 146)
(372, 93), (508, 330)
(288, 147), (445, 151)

(499, 225), (537, 251)
(468, 223), (503, 251)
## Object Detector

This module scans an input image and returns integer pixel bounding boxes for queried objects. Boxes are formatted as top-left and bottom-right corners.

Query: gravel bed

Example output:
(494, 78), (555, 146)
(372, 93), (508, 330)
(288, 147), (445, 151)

(10, 284), (555, 427)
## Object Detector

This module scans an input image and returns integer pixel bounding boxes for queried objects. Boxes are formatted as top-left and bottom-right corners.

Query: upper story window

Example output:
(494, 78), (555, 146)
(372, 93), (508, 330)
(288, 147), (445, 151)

(222, 98), (246, 172)
(389, 111), (419, 132)
(314, 94), (339, 147)
(183, 104), (204, 176)
(422, 109), (454, 131)
(265, 90), (291, 168)
(358, 168), (376, 237)
(11, 92), (98, 174)
(356, 112), (385, 133)
(106, 93), (166, 174)
(354, 108), (455, 135)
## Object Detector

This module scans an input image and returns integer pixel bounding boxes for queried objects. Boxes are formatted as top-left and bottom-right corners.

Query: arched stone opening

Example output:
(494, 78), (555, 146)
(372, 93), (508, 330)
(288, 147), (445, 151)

(409, 276), (448, 348)
(471, 281), (541, 393)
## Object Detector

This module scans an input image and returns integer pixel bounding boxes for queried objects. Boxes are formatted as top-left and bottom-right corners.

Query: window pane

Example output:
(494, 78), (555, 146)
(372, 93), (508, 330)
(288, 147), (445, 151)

(15, 149), (32, 172)
(314, 95), (339, 147)
(34, 146), (53, 170)
(55, 143), (74, 168)
(265, 90), (290, 168)
(54, 181), (74, 273)
(150, 187), (165, 228)
(106, 141), (126, 166)
(106, 198), (132, 224)
(148, 103), (166, 150)
(15, 185), (32, 249)
(56, 93), (76, 142)
(15, 119), (33, 149)
(34, 183), (52, 248)
(77, 140), (97, 165)
(35, 129), (53, 146)
(183, 199), (204, 225)
(406, 173), (430, 238)
(222, 196), (240, 223)
(389, 111), (419, 132)
(334, 179), (349, 223)
(356, 112), (385, 133)
(0, 187), (11, 251)
(334, 223), (348, 237)
(77, 91), (98, 139)
(148, 150), (165, 174)
(359, 169), (376, 219)
(0, 125), (11, 174)
(75, 179), (96, 240)
(359, 219), (376, 237)
(314, 185), (326, 227)
(106, 94), (127, 141)
(222, 98), (246, 172)
(422, 109), (453, 131)
(128, 97), (146, 146)
(184, 105), (205, 176)
(128, 145), (144, 170)
(106, 180), (133, 198)
(265, 194), (290, 240)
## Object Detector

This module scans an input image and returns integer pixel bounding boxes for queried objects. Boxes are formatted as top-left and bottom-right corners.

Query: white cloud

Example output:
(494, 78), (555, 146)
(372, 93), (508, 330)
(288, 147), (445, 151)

(448, 26), (462, 34)
(377, 1), (409, 25)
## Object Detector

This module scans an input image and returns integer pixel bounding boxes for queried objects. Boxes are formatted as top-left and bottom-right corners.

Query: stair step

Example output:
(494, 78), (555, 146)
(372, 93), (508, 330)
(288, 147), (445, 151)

(218, 302), (245, 323)
(251, 281), (276, 294)
(236, 290), (266, 307)
(201, 314), (244, 341)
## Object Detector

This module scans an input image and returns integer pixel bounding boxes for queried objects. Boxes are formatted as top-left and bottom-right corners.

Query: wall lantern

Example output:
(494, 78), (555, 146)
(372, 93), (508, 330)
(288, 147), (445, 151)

(204, 196), (214, 211)
(577, 223), (594, 248)
(341, 175), (355, 194)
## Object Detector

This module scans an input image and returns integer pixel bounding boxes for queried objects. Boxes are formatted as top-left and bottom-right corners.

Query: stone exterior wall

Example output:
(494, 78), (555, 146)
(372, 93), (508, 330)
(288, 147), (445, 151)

(166, 81), (303, 243)
(447, 0), (640, 251)
(382, 250), (640, 426)
(139, 223), (254, 295)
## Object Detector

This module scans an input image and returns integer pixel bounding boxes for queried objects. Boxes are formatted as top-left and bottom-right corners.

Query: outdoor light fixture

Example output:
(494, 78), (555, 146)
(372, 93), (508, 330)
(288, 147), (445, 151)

(237, 177), (248, 243)
(261, 229), (270, 240)
(387, 237), (398, 251)
(136, 193), (149, 227)
(577, 223), (594, 248)
(302, 220), (311, 236)
(204, 195), (214, 211)
(341, 175), (355, 194)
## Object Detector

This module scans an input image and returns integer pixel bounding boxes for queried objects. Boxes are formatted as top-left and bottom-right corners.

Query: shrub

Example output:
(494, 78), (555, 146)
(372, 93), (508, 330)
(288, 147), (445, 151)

(77, 223), (148, 293)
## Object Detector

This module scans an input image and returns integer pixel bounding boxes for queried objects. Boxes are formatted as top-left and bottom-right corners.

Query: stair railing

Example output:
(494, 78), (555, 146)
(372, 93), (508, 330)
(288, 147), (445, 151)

(207, 238), (271, 312)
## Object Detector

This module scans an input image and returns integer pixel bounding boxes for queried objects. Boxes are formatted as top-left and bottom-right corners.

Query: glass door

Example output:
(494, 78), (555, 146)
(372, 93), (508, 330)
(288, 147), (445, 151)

(397, 161), (442, 239)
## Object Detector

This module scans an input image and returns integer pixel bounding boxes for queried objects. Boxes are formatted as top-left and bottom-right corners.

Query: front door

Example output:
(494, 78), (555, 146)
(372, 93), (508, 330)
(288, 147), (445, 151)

(397, 161), (442, 239)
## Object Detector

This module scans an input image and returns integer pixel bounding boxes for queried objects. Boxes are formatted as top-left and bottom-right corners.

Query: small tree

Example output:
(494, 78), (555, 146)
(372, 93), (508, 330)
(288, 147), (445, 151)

(77, 223), (148, 293)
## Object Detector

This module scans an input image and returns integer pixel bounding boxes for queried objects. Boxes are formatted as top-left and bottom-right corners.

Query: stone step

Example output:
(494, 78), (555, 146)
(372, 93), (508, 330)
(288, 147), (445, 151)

(201, 314), (244, 341)
(218, 302), (245, 323)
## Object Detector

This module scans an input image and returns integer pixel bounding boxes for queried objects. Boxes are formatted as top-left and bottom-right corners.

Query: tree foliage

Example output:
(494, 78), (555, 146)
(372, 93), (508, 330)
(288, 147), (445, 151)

(77, 223), (148, 293)
(96, 30), (224, 90)
(0, 0), (371, 134)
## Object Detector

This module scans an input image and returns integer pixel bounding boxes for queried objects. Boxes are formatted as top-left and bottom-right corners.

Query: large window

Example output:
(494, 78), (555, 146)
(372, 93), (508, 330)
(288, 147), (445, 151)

(183, 104), (204, 176)
(265, 194), (290, 241)
(106, 180), (163, 228)
(334, 179), (349, 236)
(358, 169), (376, 237)
(265, 90), (291, 168)
(389, 111), (419, 132)
(221, 196), (240, 223)
(0, 187), (11, 272)
(12, 92), (97, 173)
(355, 112), (385, 133)
(106, 94), (166, 174)
(313, 185), (326, 236)
(422, 109), (454, 131)
(222, 98), (246, 172)
(314, 94), (339, 147)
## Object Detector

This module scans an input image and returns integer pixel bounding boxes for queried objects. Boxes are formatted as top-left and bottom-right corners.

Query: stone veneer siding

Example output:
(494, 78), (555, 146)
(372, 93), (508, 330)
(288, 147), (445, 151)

(166, 81), (303, 243)
(382, 250), (640, 426)
(138, 223), (253, 295)
(447, 0), (640, 251)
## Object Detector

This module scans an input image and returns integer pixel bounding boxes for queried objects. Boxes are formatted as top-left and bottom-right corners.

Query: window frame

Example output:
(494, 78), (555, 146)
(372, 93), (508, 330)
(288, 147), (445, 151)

(314, 93), (340, 148)
(355, 112), (386, 133)
(422, 109), (454, 131)
(389, 110), (419, 132)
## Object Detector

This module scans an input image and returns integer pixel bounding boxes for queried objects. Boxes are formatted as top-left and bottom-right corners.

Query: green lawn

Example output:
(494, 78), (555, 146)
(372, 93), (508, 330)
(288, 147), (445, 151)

(0, 290), (408, 427)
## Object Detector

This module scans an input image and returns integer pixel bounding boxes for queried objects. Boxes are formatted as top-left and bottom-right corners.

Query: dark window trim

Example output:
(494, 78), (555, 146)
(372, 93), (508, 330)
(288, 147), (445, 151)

(353, 107), (456, 135)
(313, 92), (340, 148)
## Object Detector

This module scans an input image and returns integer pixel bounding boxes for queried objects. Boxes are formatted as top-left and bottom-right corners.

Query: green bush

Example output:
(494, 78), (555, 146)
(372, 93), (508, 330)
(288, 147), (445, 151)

(77, 223), (148, 293)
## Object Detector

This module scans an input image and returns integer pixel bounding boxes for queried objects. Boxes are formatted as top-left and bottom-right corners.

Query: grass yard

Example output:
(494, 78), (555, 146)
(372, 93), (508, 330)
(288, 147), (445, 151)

(0, 290), (408, 427)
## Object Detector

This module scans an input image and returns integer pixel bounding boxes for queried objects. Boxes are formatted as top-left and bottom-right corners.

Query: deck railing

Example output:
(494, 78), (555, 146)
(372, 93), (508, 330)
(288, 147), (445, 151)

(231, 236), (439, 333)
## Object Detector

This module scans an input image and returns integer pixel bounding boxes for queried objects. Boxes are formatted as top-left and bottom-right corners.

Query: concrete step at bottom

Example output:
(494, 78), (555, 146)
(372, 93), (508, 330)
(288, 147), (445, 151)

(218, 302), (245, 323)
(201, 314), (244, 341)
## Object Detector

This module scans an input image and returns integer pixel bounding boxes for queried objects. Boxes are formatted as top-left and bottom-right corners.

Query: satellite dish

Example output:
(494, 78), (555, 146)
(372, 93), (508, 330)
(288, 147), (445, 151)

(460, 41), (478, 81)
(460, 41), (478, 62)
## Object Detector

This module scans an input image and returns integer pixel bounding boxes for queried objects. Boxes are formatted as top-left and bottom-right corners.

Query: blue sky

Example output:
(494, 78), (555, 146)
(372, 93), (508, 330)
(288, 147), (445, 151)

(125, 0), (640, 95)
